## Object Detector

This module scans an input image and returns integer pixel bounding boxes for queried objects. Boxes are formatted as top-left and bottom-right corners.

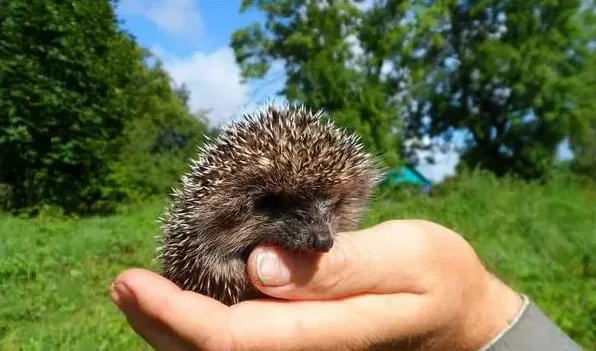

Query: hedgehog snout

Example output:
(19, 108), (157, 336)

(306, 224), (334, 252)
(286, 218), (335, 253)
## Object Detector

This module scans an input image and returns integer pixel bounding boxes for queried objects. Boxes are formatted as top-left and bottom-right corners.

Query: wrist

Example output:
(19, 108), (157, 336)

(455, 272), (525, 351)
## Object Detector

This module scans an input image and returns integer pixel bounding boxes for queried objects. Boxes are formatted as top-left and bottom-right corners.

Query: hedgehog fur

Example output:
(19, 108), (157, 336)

(158, 103), (382, 306)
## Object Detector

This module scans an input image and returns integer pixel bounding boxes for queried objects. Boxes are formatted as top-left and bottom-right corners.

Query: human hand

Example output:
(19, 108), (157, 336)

(109, 220), (523, 351)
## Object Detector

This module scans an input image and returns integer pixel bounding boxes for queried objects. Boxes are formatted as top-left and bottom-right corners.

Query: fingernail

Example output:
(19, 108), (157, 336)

(256, 249), (291, 286)
(110, 281), (132, 307)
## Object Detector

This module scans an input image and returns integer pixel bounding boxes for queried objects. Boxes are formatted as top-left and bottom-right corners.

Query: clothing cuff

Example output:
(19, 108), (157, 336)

(477, 294), (584, 351)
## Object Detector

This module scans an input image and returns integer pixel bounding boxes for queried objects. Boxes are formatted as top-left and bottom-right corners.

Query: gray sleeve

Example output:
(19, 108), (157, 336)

(478, 295), (584, 351)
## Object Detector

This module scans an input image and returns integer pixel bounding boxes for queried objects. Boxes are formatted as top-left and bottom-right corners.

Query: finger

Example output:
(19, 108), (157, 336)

(110, 268), (234, 351)
(110, 280), (196, 351)
(229, 292), (445, 350)
(110, 269), (450, 351)
(246, 220), (443, 300)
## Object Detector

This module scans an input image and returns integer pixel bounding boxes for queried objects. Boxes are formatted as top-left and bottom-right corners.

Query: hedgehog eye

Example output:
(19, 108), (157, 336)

(254, 194), (286, 213)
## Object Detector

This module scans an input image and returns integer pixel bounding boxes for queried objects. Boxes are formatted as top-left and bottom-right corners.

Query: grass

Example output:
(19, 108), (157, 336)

(1, 172), (595, 350)
(0, 203), (162, 350)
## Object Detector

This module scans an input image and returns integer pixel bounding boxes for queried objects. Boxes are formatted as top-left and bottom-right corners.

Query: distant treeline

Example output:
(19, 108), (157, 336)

(1, 0), (595, 215)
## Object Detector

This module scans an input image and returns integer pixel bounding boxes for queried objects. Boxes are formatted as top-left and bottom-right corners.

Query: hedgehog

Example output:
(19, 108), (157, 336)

(158, 103), (382, 306)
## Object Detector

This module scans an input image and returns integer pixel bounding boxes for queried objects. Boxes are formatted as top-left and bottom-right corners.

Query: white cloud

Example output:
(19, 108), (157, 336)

(118, 1), (249, 124)
(151, 45), (250, 125)
(118, 0), (202, 38)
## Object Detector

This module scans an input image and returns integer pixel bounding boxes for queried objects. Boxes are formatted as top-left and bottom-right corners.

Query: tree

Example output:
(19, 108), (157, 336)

(231, 0), (403, 166)
(232, 0), (596, 179)
(0, 0), (141, 213)
(174, 83), (192, 109)
(0, 0), (213, 214)
(570, 119), (596, 179)
(400, 0), (596, 179)
(106, 54), (213, 204)
(569, 15), (596, 180)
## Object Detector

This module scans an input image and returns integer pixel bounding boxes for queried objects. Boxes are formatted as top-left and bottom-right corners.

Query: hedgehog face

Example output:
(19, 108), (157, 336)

(248, 191), (337, 253)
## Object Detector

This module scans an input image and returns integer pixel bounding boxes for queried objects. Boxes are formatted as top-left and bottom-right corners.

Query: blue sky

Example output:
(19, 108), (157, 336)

(115, 0), (573, 182)
(116, 0), (286, 124)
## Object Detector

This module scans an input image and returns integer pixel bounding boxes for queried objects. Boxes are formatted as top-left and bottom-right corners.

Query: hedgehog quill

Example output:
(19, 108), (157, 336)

(158, 103), (382, 306)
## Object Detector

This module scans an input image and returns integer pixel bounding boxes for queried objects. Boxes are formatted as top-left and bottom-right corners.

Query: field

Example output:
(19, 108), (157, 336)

(1, 172), (595, 350)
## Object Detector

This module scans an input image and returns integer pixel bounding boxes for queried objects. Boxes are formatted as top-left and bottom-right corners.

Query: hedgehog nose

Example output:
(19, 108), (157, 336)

(312, 231), (334, 252)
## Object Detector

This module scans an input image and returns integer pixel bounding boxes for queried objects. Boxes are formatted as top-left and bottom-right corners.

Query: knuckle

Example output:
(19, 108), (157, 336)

(312, 248), (351, 295)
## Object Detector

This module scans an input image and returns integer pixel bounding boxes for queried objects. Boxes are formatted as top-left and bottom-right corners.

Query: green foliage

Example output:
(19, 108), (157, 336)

(232, 0), (403, 166)
(1, 174), (595, 349)
(0, 0), (212, 215)
(0, 0), (139, 213)
(400, 0), (596, 179)
(232, 0), (596, 178)
(569, 55), (596, 179)
(571, 124), (596, 179)
(0, 183), (12, 212)
(104, 58), (212, 205)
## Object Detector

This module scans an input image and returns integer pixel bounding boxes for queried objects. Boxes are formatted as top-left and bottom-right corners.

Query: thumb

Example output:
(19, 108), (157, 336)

(246, 220), (439, 301)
